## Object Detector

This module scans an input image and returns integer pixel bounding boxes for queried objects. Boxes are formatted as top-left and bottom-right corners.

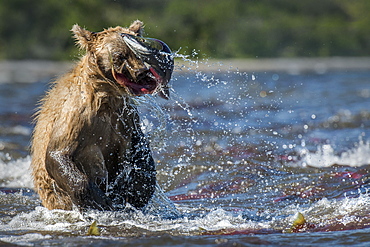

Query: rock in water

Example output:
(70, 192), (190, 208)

(87, 221), (100, 236)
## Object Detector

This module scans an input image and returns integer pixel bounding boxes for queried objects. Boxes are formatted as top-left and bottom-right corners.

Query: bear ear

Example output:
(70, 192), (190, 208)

(71, 24), (96, 50)
(129, 20), (144, 36)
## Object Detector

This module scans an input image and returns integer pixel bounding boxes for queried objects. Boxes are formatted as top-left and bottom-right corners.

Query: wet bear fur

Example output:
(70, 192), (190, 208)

(31, 21), (170, 211)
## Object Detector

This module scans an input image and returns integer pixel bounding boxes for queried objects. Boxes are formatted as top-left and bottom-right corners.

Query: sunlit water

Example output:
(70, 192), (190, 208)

(0, 60), (370, 246)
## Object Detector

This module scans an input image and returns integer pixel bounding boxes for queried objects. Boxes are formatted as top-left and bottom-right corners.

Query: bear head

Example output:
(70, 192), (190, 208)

(71, 20), (173, 99)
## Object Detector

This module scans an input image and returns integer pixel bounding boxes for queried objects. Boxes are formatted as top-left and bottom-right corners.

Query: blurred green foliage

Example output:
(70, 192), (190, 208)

(0, 0), (369, 60)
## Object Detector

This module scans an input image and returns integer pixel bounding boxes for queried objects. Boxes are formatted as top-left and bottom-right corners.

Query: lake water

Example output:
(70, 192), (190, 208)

(0, 60), (370, 246)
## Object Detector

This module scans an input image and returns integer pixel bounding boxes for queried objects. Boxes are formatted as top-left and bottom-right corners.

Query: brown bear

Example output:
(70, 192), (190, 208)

(31, 20), (174, 211)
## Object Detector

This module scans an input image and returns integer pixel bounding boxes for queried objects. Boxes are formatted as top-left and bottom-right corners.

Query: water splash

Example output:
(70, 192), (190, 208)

(0, 155), (32, 188)
(299, 138), (370, 167)
(132, 94), (170, 152)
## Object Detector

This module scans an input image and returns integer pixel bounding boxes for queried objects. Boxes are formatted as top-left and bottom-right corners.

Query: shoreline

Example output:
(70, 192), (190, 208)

(176, 57), (370, 74)
(0, 57), (369, 83)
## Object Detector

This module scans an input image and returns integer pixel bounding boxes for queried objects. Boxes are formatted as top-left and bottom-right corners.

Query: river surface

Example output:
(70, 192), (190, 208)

(0, 60), (370, 246)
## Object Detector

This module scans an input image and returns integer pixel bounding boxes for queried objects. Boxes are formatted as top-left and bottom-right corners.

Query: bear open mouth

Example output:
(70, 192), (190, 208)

(111, 66), (163, 96)
(117, 33), (173, 99)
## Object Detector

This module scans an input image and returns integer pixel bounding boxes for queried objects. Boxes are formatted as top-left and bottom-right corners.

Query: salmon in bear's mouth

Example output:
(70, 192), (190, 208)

(112, 33), (174, 98)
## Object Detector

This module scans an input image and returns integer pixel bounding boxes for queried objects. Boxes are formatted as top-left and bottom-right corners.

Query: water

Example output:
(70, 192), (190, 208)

(1, 60), (370, 246)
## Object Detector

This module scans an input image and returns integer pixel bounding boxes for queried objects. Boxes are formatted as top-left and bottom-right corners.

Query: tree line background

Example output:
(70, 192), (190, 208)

(0, 0), (369, 60)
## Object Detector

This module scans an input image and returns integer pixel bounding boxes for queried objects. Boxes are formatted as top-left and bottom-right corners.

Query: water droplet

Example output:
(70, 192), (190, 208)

(272, 74), (279, 81)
